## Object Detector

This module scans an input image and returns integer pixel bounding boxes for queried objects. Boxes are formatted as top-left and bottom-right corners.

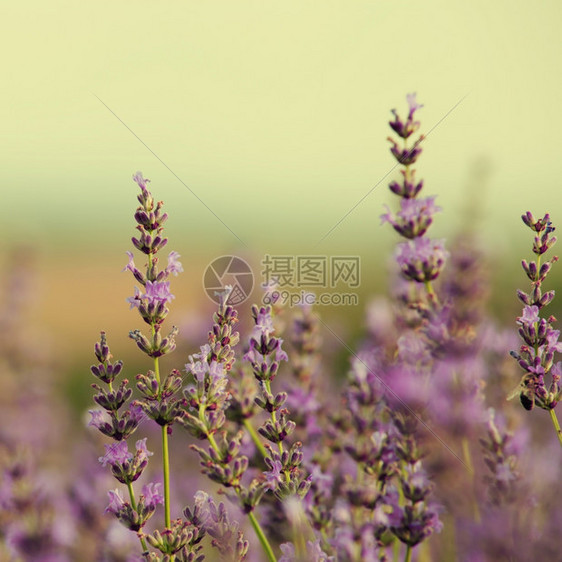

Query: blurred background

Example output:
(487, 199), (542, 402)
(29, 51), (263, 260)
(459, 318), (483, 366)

(2, 0), (562, 420)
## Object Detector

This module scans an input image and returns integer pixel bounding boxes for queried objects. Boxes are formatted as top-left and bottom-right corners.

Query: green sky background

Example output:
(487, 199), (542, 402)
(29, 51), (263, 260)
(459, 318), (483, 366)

(3, 0), (562, 260)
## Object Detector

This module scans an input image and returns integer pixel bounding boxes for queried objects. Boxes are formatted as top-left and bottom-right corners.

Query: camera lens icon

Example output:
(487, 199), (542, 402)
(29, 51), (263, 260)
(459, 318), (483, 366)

(203, 256), (254, 306)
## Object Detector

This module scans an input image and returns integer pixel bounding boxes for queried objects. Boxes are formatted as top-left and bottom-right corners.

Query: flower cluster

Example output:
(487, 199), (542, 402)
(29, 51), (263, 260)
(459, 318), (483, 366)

(88, 332), (161, 538)
(511, 211), (561, 411)
(245, 305), (311, 501)
(74, 95), (562, 562)
(177, 287), (262, 513)
(89, 175), (252, 561)
(89, 334), (144, 441)
(382, 93), (448, 288)
(126, 172), (181, 359)
(479, 409), (522, 507)
(329, 356), (442, 558)
(178, 286), (239, 441)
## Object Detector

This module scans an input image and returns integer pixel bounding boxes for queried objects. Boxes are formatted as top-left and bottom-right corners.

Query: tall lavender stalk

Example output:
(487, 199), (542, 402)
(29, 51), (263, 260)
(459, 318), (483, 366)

(510, 211), (562, 447)
(124, 172), (184, 529)
(91, 173), (214, 560)
(382, 93), (448, 307)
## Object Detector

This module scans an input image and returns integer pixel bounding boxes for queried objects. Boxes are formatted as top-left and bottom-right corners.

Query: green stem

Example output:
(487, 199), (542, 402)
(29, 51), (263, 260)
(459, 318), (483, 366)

(243, 418), (269, 459)
(404, 545), (412, 562)
(293, 516), (307, 559)
(423, 280), (440, 307)
(461, 438), (481, 522)
(153, 344), (161, 384)
(127, 481), (148, 552)
(393, 538), (400, 562)
(320, 528), (331, 552)
(549, 409), (562, 448)
(153, 350), (171, 529)
(161, 424), (171, 529)
(248, 511), (277, 562)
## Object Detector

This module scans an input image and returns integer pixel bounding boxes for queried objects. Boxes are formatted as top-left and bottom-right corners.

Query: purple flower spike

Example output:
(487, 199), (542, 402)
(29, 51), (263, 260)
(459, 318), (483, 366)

(512, 211), (561, 411)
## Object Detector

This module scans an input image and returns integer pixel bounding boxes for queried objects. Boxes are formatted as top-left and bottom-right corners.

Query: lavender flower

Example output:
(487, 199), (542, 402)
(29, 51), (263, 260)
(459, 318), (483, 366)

(511, 212), (561, 412)
(389, 92), (424, 139)
(243, 305), (310, 501)
(105, 483), (163, 533)
(479, 409), (522, 507)
(389, 500), (442, 548)
(186, 491), (249, 560)
(98, 439), (153, 484)
(395, 238), (449, 283)
(143, 280), (175, 305)
(381, 196), (441, 239)
(166, 251), (184, 276)
(383, 94), (448, 303)
(72, 105), (562, 562)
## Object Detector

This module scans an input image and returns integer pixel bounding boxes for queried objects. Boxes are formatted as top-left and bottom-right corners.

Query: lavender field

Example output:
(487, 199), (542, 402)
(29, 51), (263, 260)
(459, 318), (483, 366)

(3, 90), (562, 561)
(3, 3), (562, 561)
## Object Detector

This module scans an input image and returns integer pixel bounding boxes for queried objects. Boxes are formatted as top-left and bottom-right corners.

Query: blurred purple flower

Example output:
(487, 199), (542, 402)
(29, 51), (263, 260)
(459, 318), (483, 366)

(279, 542), (295, 562)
